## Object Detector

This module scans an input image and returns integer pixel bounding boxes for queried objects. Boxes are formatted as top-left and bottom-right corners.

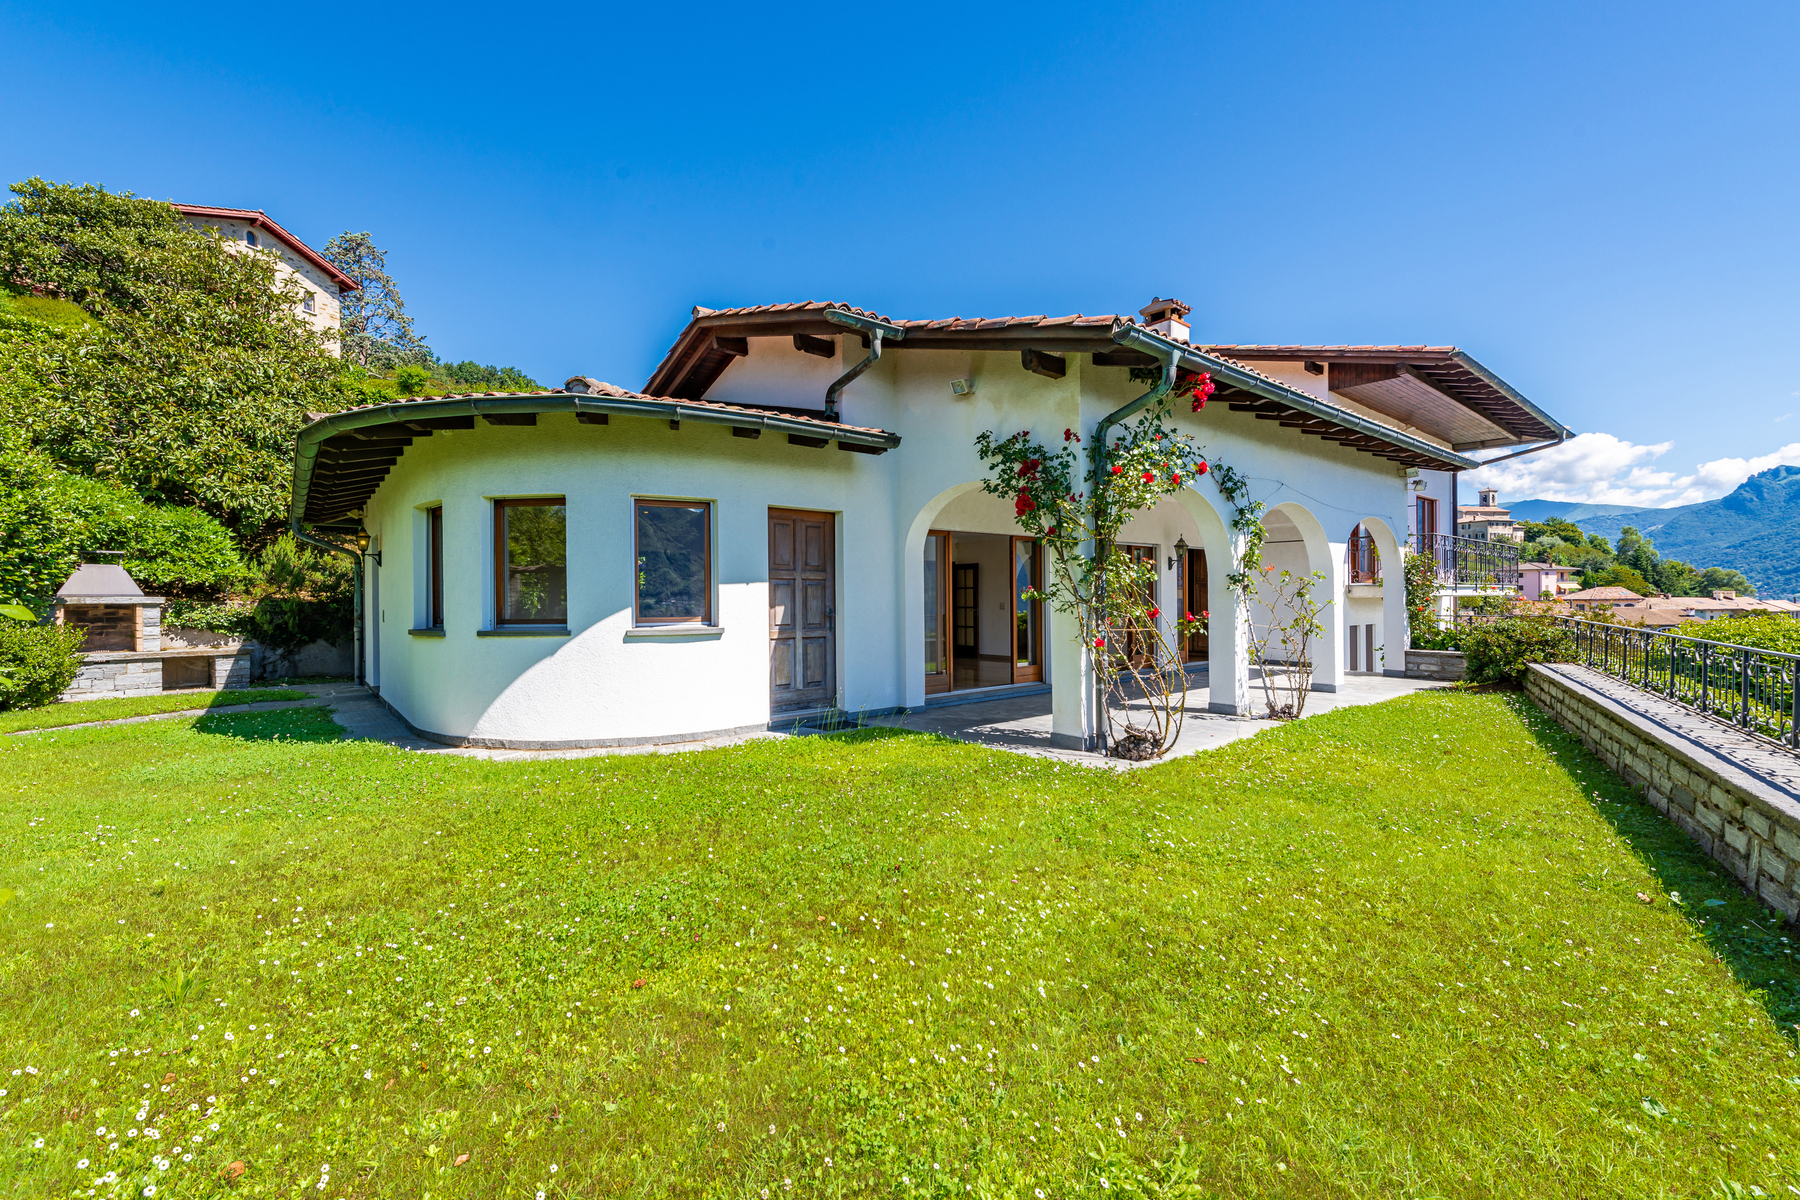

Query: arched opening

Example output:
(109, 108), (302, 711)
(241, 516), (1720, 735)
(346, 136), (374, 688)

(1252, 501), (1340, 699)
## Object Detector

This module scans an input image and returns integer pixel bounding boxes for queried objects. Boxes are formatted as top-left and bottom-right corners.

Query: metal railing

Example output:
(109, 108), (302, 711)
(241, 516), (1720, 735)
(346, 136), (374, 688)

(1561, 617), (1800, 749)
(1410, 532), (1520, 591)
(1346, 531), (1380, 584)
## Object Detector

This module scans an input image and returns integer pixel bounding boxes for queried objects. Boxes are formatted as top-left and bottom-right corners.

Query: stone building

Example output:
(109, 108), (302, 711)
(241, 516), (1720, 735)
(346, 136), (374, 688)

(173, 204), (359, 348)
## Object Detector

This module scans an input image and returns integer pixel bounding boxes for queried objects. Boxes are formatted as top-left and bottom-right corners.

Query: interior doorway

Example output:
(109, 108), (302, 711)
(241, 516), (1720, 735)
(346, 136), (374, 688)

(923, 530), (1042, 695)
(1179, 546), (1208, 663)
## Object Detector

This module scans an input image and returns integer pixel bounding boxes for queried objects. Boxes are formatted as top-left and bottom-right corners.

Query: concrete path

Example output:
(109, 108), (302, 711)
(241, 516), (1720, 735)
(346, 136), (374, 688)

(866, 671), (1447, 769)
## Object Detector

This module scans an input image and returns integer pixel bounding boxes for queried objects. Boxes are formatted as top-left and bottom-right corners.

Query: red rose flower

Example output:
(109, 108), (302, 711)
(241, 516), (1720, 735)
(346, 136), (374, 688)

(1184, 611), (1195, 621)
(1171, 473), (1181, 487)
(1192, 397), (1207, 411)
(1197, 460), (1209, 475)
(1019, 457), (1041, 477)
(1015, 493), (1036, 517)
(1141, 470), (1155, 482)
(1093, 636), (1106, 649)
(1110, 465), (1123, 475)
(1146, 606), (1160, 620)
(1063, 428), (1080, 442)
(1202, 610), (1209, 619)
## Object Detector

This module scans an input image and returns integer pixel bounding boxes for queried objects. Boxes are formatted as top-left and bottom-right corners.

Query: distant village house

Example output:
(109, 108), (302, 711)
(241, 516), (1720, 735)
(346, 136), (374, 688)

(173, 204), (357, 349)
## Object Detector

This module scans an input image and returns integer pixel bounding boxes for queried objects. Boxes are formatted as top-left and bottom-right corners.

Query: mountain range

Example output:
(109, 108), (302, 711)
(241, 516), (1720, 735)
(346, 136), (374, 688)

(1506, 464), (1800, 598)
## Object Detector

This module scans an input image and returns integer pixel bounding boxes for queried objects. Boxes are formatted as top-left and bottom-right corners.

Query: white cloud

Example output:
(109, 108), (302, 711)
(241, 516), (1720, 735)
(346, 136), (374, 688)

(1465, 432), (1800, 508)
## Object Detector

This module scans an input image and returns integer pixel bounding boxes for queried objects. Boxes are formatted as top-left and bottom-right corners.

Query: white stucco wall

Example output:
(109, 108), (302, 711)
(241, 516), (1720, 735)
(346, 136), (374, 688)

(355, 341), (1421, 746)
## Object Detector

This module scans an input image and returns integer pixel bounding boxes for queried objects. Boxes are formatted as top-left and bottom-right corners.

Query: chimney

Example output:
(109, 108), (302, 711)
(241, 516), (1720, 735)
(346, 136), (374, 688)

(1138, 297), (1191, 344)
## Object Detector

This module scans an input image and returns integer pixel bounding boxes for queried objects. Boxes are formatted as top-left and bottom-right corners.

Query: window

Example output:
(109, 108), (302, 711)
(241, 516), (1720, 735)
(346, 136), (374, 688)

(634, 500), (710, 624)
(1416, 496), (1438, 538)
(494, 499), (566, 624)
(244, 229), (259, 248)
(302, 291), (316, 314)
(427, 505), (444, 628)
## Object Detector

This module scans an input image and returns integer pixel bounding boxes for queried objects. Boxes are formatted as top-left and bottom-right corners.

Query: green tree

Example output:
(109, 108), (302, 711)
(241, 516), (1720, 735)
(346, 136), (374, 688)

(1596, 563), (1654, 595)
(321, 231), (429, 369)
(0, 180), (357, 545)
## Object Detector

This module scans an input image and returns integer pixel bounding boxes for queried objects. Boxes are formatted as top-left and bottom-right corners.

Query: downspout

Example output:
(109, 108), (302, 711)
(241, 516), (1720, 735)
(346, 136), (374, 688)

(1088, 340), (1179, 753)
(292, 518), (364, 687)
(822, 309), (906, 421)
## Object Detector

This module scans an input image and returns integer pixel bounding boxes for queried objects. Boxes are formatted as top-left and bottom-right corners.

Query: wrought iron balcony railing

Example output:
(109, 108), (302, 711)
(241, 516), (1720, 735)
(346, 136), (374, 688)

(1560, 617), (1800, 750)
(1410, 532), (1520, 591)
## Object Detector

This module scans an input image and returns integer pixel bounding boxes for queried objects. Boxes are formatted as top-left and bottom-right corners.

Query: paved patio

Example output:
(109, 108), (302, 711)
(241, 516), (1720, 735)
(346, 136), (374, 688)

(864, 671), (1448, 769)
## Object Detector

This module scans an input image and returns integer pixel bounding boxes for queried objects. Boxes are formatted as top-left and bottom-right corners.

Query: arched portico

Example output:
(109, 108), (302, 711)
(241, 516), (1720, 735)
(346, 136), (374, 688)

(1354, 515), (1409, 676)
(1255, 501), (1343, 695)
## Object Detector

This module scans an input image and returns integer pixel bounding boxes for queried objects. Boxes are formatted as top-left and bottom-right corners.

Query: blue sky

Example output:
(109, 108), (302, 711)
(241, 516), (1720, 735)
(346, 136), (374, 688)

(4, 0), (1797, 507)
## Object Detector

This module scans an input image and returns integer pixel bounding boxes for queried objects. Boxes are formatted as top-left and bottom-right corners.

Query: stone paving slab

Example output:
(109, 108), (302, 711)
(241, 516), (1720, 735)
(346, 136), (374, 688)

(1542, 664), (1800, 801)
(866, 672), (1448, 770)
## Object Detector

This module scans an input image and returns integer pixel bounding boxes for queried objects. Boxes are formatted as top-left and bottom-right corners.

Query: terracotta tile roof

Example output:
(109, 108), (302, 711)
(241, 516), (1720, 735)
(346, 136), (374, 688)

(561, 378), (894, 438)
(171, 203), (359, 292)
(1563, 586), (1644, 601)
(643, 300), (1505, 471)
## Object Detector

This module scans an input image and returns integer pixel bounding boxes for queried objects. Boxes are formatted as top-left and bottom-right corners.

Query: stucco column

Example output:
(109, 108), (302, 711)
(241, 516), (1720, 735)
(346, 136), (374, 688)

(1312, 539), (1346, 693)
(900, 526), (928, 709)
(1207, 535), (1252, 716)
(1382, 557), (1410, 676)
(1049, 602), (1094, 750)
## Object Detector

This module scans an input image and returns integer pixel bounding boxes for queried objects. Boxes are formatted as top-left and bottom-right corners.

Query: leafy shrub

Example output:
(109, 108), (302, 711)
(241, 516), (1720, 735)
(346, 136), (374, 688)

(1412, 625), (1466, 652)
(1403, 550), (1440, 646)
(246, 535), (353, 653)
(0, 430), (247, 607)
(1691, 614), (1800, 655)
(1461, 612), (1577, 687)
(0, 617), (85, 710)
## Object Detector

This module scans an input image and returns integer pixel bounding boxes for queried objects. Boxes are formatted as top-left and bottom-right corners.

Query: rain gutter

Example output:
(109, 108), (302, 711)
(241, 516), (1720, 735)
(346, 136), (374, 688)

(823, 308), (908, 422)
(288, 391), (903, 526)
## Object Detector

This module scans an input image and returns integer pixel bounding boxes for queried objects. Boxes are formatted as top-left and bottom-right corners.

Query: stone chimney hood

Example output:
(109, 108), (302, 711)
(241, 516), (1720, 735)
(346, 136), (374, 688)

(57, 561), (148, 601)
(52, 557), (164, 653)
(1138, 297), (1192, 344)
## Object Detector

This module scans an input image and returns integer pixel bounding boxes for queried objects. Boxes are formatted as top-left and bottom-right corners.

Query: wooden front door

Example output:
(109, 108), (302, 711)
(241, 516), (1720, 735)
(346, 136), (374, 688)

(769, 509), (835, 713)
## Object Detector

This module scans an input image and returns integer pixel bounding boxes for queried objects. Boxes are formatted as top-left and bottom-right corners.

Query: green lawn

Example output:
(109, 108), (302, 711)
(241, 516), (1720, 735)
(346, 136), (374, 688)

(0, 689), (313, 734)
(1, 693), (1796, 1199)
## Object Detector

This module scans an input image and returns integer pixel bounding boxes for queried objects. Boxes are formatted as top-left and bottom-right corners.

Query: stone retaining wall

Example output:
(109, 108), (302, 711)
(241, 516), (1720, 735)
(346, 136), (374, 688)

(1526, 663), (1800, 924)
(1405, 649), (1467, 681)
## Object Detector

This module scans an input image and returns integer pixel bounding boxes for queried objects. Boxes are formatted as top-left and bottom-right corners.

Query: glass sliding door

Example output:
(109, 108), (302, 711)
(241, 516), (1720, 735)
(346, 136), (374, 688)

(1011, 536), (1042, 683)
(924, 531), (951, 695)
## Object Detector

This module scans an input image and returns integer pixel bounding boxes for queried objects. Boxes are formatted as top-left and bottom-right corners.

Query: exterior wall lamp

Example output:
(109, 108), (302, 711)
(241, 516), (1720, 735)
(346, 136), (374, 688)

(1170, 536), (1187, 571)
(355, 528), (380, 566)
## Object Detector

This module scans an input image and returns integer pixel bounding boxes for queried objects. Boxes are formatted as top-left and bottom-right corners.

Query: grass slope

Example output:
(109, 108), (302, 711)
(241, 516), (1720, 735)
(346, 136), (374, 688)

(0, 694), (1796, 1198)
(0, 689), (311, 734)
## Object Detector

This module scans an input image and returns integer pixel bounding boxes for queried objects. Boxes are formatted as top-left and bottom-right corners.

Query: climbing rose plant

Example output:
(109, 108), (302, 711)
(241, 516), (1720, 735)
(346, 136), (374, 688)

(975, 385), (1212, 759)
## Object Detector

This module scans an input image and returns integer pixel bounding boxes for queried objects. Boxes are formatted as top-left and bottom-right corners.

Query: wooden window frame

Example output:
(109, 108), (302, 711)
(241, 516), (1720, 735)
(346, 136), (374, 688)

(1010, 535), (1043, 684)
(493, 497), (567, 626)
(427, 504), (444, 629)
(1416, 496), (1439, 539)
(925, 529), (951, 694)
(633, 499), (712, 626)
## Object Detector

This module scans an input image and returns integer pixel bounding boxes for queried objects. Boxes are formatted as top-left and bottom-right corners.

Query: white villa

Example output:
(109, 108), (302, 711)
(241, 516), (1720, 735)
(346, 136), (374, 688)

(290, 298), (1570, 751)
